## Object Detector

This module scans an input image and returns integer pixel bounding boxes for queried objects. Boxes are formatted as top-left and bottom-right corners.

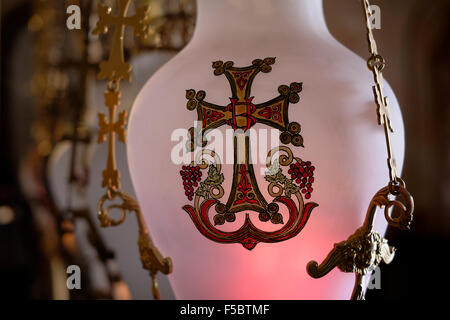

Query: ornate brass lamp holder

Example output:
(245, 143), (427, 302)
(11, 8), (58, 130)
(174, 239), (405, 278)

(307, 181), (414, 299)
(93, 0), (172, 300)
(307, 0), (415, 300)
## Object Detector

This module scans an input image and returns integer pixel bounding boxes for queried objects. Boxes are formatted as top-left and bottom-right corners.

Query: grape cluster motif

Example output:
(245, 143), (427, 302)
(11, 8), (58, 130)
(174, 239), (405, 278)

(180, 165), (202, 201)
(288, 160), (315, 199)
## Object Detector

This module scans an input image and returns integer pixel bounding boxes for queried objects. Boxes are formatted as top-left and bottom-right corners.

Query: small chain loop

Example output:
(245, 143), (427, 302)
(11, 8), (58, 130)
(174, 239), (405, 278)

(107, 79), (120, 92)
(367, 54), (386, 72)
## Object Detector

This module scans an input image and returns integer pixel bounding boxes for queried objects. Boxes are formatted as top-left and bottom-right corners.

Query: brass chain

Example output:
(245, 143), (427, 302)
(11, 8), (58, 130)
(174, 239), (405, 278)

(362, 0), (401, 188)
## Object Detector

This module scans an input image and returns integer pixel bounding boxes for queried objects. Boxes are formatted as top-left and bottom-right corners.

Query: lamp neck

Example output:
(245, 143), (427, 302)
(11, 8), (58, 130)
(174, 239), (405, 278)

(190, 0), (331, 45)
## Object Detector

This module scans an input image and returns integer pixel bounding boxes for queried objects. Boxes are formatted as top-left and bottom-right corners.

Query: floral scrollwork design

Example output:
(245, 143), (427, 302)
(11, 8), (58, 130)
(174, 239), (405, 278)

(182, 146), (318, 250)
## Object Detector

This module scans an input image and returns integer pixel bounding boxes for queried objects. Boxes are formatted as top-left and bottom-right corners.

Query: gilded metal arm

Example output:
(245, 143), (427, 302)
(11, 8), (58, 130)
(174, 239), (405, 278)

(307, 180), (413, 299)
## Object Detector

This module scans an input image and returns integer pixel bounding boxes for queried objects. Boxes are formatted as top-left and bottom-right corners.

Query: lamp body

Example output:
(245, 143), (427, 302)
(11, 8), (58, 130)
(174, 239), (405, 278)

(128, 0), (405, 299)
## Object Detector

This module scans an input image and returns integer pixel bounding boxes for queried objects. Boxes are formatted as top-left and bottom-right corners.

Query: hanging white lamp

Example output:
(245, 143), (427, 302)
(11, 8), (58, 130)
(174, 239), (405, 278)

(126, 0), (407, 299)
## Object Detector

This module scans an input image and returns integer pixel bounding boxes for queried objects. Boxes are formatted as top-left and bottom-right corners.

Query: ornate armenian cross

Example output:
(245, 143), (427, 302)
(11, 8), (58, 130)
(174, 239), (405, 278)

(182, 58), (318, 250)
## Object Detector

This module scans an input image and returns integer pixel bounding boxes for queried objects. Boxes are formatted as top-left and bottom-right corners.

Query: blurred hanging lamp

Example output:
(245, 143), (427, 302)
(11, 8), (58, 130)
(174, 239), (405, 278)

(84, 0), (194, 299)
(95, 0), (414, 300)
(92, 0), (173, 300)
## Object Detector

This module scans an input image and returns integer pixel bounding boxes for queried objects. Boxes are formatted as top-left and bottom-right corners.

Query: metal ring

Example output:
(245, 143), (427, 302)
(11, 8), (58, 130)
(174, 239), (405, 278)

(367, 54), (386, 71)
(388, 177), (405, 196)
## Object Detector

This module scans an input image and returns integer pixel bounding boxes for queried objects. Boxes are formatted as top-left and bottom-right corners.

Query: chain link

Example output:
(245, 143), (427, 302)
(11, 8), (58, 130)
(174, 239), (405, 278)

(362, 0), (400, 184)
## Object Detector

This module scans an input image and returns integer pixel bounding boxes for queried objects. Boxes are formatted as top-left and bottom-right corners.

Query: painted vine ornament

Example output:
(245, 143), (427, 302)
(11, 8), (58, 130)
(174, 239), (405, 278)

(181, 58), (318, 250)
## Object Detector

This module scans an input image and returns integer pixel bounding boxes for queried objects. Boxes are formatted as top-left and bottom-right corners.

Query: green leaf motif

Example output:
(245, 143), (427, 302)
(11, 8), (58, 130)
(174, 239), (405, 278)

(264, 167), (299, 198)
(264, 168), (287, 184)
(204, 165), (224, 186)
(195, 182), (209, 199)
(195, 165), (224, 199)
(284, 179), (299, 198)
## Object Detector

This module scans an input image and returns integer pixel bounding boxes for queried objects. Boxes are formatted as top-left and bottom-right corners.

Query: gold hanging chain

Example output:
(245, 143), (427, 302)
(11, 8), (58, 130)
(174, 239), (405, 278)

(93, 0), (172, 300)
(306, 0), (414, 300)
(362, 0), (399, 186)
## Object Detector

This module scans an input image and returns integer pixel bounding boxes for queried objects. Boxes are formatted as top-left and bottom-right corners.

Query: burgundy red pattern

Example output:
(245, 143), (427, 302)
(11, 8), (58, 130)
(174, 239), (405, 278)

(288, 160), (315, 199)
(257, 103), (283, 123)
